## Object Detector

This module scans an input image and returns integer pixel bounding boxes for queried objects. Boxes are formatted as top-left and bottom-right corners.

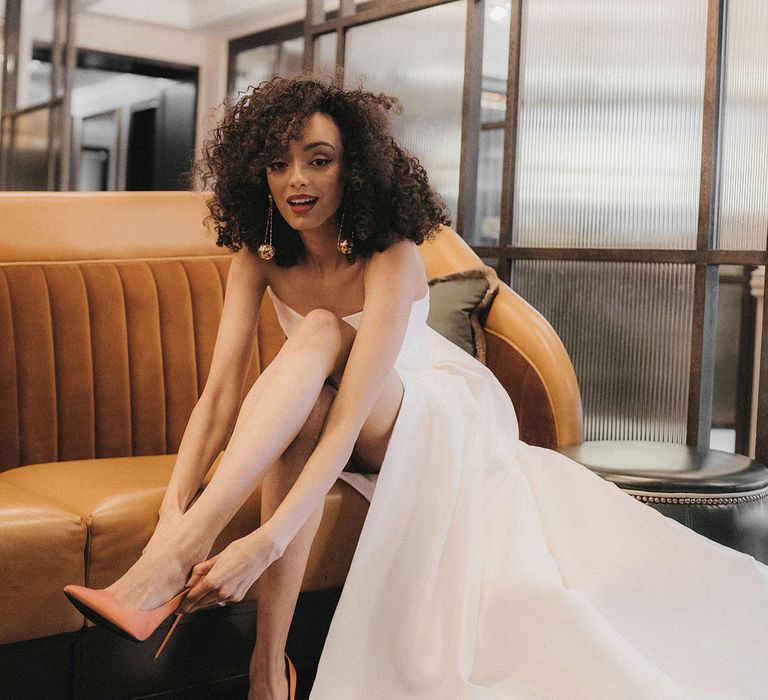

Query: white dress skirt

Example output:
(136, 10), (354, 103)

(266, 286), (768, 699)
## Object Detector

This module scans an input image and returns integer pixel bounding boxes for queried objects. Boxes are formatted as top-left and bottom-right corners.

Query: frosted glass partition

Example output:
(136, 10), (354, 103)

(513, 1), (708, 249)
(482, 0), (511, 123)
(233, 38), (304, 95)
(344, 1), (465, 220)
(472, 128), (504, 246)
(717, 1), (768, 250)
(511, 261), (695, 443)
(313, 33), (337, 79)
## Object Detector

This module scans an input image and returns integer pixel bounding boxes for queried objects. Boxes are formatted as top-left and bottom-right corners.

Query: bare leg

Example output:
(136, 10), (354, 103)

(107, 310), (353, 611)
(248, 384), (336, 700)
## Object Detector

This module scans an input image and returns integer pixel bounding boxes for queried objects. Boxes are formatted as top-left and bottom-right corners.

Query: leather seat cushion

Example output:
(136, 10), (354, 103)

(0, 483), (86, 643)
(0, 454), (368, 636)
(0, 456), (179, 593)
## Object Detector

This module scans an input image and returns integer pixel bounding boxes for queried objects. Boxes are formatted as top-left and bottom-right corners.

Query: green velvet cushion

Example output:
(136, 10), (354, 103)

(427, 266), (499, 363)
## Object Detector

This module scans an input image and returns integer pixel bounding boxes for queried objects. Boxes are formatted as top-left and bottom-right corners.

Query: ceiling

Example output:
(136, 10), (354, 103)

(80, 0), (306, 31)
(1, 0), (322, 32)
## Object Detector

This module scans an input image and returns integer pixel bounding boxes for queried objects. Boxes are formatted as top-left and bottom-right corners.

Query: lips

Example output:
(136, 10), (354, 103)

(286, 195), (318, 213)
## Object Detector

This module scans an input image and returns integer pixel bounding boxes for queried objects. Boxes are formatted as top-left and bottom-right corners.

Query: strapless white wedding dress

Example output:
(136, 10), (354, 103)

(266, 286), (768, 699)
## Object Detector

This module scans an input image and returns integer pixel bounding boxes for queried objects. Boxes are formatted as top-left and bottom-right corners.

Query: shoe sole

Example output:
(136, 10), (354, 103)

(64, 590), (147, 643)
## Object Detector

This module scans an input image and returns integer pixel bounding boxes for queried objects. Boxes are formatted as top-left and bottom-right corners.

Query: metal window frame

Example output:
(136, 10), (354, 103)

(228, 20), (304, 94)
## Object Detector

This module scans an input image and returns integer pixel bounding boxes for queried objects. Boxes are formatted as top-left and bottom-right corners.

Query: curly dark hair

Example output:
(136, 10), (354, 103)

(197, 75), (450, 266)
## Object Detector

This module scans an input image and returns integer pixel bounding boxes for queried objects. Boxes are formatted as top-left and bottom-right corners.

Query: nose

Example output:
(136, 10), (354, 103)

(287, 161), (308, 189)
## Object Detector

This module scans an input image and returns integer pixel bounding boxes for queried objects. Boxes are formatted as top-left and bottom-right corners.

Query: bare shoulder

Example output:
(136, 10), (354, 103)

(228, 244), (273, 289)
(364, 240), (426, 302)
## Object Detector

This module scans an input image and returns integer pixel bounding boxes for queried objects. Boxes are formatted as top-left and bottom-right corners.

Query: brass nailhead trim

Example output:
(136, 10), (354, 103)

(633, 491), (768, 506)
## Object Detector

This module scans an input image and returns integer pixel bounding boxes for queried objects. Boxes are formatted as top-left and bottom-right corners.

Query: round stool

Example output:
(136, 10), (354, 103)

(556, 441), (768, 565)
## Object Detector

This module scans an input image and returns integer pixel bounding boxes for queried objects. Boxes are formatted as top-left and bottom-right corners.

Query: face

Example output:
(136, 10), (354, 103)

(265, 112), (344, 235)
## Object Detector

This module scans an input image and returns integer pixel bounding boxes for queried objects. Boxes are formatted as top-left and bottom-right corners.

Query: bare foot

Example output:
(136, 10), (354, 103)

(105, 524), (211, 610)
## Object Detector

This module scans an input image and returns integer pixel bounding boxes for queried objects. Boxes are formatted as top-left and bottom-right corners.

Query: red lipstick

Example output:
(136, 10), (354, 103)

(287, 195), (318, 214)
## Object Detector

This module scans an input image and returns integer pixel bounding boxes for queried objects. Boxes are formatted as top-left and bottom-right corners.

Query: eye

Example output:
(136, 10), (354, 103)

(268, 160), (288, 171)
(310, 157), (332, 167)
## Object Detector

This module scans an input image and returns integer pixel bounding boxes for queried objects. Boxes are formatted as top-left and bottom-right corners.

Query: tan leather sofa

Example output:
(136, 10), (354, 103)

(0, 192), (582, 699)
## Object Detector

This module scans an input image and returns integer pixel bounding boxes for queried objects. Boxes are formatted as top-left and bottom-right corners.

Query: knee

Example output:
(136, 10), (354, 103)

(287, 308), (344, 355)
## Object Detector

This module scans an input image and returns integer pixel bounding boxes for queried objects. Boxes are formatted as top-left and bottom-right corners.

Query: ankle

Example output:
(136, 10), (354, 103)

(249, 663), (289, 700)
(250, 649), (286, 678)
(164, 517), (213, 562)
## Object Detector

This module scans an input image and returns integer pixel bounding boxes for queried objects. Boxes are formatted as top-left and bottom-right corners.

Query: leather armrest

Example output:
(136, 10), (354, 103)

(485, 286), (583, 448)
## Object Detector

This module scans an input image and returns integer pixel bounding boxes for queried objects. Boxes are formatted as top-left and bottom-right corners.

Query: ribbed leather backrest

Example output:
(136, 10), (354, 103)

(0, 193), (284, 471)
(0, 257), (280, 470)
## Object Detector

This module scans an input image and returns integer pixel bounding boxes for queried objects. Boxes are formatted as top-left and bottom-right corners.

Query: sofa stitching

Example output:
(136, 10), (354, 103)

(40, 266), (59, 463)
(114, 264), (134, 456)
(83, 514), (94, 588)
(0, 269), (21, 469)
(178, 259), (200, 397)
(77, 265), (97, 460)
(145, 261), (168, 454)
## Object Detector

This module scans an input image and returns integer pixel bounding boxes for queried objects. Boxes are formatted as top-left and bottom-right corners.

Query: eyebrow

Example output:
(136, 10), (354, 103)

(303, 141), (336, 151)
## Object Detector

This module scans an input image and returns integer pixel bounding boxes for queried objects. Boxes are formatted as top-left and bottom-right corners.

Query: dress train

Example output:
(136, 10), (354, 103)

(266, 286), (768, 698)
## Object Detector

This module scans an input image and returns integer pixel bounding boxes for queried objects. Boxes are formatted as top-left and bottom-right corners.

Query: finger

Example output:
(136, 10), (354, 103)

(179, 577), (216, 613)
(187, 591), (226, 614)
(185, 557), (217, 589)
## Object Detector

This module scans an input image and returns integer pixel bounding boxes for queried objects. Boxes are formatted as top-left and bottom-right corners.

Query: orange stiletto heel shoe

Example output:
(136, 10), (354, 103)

(285, 653), (297, 700)
(63, 585), (187, 658)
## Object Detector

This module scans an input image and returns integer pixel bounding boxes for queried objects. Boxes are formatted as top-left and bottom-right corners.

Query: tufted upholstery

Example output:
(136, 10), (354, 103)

(0, 257), (284, 470)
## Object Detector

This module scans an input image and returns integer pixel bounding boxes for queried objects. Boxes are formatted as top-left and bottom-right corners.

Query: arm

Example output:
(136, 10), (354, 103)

(158, 246), (267, 519)
(263, 240), (423, 553)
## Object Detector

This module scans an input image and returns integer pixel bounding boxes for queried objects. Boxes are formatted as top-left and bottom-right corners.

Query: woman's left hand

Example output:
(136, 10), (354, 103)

(179, 528), (282, 613)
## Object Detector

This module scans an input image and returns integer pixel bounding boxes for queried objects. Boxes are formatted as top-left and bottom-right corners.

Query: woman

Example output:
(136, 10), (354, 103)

(65, 77), (768, 699)
(65, 76), (446, 699)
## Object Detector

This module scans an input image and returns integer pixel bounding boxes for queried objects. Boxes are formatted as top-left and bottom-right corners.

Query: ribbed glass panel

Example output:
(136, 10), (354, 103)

(482, 0), (511, 123)
(711, 267), (745, 452)
(513, 1), (707, 249)
(472, 128), (504, 246)
(314, 32), (337, 78)
(344, 1), (466, 219)
(717, 1), (768, 250)
(511, 261), (694, 442)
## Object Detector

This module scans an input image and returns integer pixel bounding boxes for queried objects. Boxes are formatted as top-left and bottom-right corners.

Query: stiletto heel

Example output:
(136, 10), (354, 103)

(285, 653), (297, 700)
(153, 612), (183, 659)
(63, 585), (187, 644)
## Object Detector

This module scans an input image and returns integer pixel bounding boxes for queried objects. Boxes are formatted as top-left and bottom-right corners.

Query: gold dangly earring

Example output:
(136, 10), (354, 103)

(336, 204), (353, 255)
(258, 194), (276, 260)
